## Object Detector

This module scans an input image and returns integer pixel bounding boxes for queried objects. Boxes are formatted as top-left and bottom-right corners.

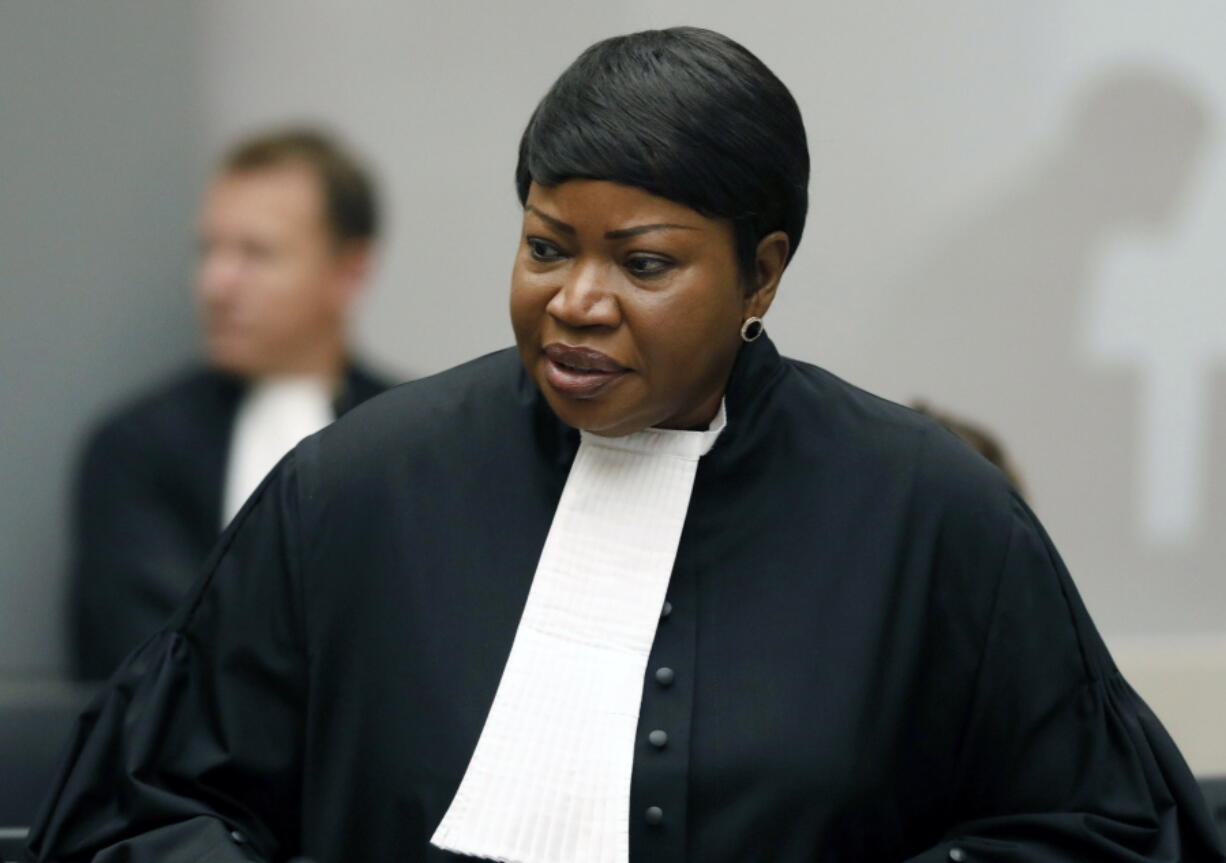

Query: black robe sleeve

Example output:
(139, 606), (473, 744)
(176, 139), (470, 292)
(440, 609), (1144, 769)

(905, 495), (1223, 862)
(32, 454), (308, 863)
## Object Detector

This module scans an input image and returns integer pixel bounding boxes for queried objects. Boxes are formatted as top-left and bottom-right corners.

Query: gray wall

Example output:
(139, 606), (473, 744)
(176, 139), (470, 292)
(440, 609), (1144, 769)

(2, 2), (1223, 678)
(0, 2), (203, 674)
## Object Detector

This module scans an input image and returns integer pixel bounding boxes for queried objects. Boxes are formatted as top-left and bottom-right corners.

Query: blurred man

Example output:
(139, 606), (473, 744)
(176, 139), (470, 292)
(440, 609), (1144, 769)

(70, 128), (393, 680)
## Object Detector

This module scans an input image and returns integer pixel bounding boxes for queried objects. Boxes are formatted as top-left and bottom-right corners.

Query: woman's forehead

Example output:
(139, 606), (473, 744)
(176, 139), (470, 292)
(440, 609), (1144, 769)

(523, 179), (715, 234)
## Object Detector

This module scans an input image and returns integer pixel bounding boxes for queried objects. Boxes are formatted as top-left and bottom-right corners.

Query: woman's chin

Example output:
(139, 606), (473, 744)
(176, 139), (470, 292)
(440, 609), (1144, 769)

(540, 389), (650, 438)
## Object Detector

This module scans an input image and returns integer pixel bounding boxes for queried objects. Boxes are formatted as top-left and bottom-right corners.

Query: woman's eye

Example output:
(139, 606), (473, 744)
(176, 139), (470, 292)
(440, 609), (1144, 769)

(624, 255), (673, 278)
(527, 237), (564, 262)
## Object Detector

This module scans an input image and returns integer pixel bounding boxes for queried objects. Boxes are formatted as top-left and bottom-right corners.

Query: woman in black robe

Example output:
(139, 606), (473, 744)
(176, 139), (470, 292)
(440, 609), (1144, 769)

(29, 26), (1224, 863)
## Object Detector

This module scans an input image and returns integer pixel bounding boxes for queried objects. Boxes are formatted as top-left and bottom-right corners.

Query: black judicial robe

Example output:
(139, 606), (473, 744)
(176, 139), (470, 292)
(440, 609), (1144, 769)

(31, 337), (1224, 862)
(69, 363), (390, 680)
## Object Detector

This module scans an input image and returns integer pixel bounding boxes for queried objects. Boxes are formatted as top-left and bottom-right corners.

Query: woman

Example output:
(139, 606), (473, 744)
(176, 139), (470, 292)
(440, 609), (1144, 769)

(30, 27), (1222, 863)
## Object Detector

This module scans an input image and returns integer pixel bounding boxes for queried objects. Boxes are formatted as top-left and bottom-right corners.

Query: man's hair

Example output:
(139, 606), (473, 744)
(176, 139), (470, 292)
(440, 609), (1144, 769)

(221, 127), (379, 245)
(515, 27), (810, 287)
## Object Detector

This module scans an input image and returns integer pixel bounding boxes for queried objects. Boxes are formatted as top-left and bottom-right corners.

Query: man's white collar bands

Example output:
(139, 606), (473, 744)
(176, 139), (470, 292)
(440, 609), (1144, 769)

(221, 376), (333, 527)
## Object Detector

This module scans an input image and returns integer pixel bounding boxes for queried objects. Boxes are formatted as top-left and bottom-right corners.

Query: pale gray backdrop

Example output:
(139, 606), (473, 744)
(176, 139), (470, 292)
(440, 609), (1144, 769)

(1, 2), (203, 676)
(2, 1), (1222, 711)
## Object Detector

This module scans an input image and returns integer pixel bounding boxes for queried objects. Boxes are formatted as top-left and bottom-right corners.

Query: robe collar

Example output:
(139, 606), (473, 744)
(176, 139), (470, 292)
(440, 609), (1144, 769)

(519, 333), (788, 469)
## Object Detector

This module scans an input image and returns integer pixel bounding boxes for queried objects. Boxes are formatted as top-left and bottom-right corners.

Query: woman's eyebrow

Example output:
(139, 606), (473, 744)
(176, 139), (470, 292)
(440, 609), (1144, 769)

(525, 206), (701, 240)
(524, 205), (575, 234)
(604, 223), (700, 239)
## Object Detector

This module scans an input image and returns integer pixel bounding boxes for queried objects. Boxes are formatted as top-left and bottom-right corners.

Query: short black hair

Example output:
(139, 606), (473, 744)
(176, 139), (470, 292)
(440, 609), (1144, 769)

(516, 27), (809, 286)
(222, 127), (379, 245)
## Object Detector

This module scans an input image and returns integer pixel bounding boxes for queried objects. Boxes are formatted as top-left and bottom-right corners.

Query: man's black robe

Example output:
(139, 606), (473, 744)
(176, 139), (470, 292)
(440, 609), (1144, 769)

(70, 363), (389, 680)
(32, 337), (1224, 861)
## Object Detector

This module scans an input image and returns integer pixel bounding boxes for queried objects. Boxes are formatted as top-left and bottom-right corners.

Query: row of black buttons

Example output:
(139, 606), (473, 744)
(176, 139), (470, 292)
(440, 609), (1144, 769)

(645, 599), (674, 826)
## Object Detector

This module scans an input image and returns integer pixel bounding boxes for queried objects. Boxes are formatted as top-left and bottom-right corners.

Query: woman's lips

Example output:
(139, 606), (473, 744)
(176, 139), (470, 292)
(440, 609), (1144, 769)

(542, 343), (628, 399)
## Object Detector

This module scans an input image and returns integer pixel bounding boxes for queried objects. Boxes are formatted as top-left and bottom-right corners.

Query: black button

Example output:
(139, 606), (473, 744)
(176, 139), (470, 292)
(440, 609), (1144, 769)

(648, 729), (668, 748)
(645, 806), (664, 826)
(230, 830), (246, 845)
(655, 666), (674, 687)
(948, 848), (966, 862)
(661, 600), (673, 619)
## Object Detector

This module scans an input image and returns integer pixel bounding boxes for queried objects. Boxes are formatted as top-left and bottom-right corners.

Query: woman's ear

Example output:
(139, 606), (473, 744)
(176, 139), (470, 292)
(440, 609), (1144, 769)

(744, 230), (789, 319)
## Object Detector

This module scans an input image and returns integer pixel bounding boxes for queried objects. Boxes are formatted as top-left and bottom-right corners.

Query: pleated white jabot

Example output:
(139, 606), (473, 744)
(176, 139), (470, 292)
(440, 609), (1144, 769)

(431, 403), (727, 863)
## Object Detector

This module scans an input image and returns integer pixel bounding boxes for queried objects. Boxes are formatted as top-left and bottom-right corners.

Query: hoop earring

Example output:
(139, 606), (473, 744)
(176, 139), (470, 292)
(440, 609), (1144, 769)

(741, 316), (764, 342)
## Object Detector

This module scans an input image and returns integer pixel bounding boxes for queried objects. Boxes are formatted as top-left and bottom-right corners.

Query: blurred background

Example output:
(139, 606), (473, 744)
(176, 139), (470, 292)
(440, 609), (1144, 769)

(1, 0), (1223, 807)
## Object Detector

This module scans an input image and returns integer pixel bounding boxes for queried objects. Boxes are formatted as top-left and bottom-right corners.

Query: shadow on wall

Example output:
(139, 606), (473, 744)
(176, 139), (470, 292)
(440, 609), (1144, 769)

(878, 65), (1221, 631)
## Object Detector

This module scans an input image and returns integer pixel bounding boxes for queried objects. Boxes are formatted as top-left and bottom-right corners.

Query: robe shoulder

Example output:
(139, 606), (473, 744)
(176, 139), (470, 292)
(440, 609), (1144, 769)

(297, 347), (530, 485)
(759, 356), (1049, 685)
(779, 355), (1020, 540)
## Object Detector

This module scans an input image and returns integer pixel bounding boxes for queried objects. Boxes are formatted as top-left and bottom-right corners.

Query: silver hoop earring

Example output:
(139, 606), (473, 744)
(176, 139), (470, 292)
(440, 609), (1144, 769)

(741, 316), (764, 342)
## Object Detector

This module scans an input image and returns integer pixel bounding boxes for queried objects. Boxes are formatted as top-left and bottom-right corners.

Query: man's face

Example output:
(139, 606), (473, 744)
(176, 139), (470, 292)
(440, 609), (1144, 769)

(196, 163), (355, 377)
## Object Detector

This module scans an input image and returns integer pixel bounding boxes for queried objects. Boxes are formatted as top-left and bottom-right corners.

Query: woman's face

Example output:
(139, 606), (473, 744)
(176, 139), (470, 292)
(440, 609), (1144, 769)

(511, 179), (777, 437)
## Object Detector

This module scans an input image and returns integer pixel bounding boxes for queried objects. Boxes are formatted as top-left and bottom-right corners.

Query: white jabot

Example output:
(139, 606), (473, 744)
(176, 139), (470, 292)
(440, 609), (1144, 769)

(220, 376), (334, 527)
(431, 402), (727, 863)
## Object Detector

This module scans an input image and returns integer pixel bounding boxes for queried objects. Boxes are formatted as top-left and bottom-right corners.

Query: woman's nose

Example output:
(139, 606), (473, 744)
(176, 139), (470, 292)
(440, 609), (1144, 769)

(546, 260), (621, 329)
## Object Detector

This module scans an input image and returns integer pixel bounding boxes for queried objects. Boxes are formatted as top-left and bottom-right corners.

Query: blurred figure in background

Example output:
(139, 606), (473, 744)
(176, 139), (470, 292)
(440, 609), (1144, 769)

(69, 128), (393, 681)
